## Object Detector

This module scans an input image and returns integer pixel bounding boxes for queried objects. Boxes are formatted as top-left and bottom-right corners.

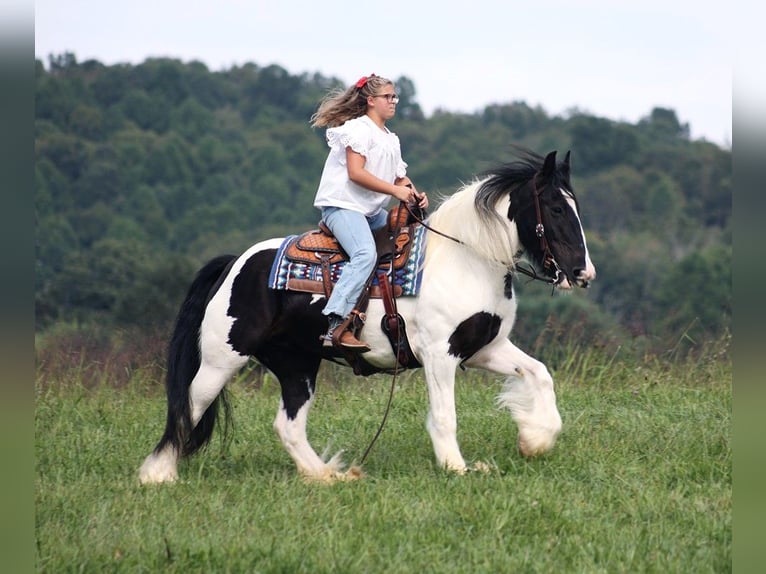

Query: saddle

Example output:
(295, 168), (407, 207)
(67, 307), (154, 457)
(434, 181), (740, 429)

(283, 202), (423, 373)
(282, 203), (416, 299)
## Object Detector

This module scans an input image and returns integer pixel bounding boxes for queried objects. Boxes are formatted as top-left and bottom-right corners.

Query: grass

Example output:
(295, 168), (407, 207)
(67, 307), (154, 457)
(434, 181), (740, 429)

(35, 347), (731, 573)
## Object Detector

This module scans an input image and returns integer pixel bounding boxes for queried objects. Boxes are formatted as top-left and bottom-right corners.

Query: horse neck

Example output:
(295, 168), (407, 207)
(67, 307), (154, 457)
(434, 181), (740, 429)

(428, 183), (520, 269)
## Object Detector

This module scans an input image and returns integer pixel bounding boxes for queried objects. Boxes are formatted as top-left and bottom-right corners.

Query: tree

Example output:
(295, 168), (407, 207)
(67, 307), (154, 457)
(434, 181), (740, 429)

(393, 75), (425, 121)
(119, 89), (170, 133)
(68, 104), (104, 140)
(170, 98), (215, 142)
(481, 102), (549, 139)
(75, 148), (124, 206)
(569, 115), (639, 174)
(640, 107), (690, 140)
(654, 244), (731, 339)
(35, 131), (89, 180)
(135, 58), (191, 105)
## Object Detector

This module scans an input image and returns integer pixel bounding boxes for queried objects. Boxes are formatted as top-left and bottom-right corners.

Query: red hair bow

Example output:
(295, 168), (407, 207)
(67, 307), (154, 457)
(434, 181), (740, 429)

(355, 73), (376, 89)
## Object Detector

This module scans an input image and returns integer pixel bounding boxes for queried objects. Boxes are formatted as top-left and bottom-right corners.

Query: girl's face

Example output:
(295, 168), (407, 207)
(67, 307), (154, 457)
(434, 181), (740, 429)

(367, 85), (398, 122)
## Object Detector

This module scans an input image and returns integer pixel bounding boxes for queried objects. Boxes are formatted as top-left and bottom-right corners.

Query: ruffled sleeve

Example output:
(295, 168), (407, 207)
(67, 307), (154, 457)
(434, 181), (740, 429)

(325, 118), (371, 165)
(396, 158), (408, 179)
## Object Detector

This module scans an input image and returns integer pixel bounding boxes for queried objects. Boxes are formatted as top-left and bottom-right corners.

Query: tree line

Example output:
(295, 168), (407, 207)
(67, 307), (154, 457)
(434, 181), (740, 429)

(35, 53), (731, 355)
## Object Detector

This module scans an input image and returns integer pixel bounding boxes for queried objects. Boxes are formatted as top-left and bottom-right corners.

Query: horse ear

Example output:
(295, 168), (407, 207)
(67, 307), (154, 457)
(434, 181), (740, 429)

(560, 150), (571, 178)
(542, 150), (557, 177)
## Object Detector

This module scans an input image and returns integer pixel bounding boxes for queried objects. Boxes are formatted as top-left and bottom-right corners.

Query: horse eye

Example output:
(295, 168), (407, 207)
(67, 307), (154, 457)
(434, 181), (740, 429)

(551, 206), (565, 216)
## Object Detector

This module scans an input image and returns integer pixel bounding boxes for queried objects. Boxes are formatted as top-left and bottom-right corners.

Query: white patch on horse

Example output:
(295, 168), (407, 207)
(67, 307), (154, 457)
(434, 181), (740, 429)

(562, 188), (597, 285)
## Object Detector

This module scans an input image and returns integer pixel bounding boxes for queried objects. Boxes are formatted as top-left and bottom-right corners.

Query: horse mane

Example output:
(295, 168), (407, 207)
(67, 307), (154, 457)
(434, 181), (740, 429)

(428, 147), (551, 267)
(475, 147), (547, 220)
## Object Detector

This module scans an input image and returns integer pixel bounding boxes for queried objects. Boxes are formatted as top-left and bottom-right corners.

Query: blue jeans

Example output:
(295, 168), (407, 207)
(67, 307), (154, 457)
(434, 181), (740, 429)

(320, 206), (388, 318)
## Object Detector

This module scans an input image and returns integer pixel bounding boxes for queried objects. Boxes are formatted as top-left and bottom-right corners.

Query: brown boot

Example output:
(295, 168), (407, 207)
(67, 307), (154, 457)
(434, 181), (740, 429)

(321, 314), (370, 352)
(336, 329), (371, 352)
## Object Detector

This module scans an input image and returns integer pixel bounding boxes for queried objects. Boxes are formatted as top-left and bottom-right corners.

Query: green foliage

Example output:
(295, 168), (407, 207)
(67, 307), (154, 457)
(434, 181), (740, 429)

(34, 54), (731, 351)
(569, 114), (640, 173)
(655, 243), (732, 339)
(513, 290), (625, 360)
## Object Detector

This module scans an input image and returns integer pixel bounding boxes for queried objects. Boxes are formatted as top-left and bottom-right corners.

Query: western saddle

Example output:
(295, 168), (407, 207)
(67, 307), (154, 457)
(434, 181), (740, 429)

(281, 202), (423, 372)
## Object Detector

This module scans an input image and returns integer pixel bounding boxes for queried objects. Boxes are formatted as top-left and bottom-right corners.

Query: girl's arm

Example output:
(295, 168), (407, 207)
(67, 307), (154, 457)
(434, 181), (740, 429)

(346, 147), (428, 208)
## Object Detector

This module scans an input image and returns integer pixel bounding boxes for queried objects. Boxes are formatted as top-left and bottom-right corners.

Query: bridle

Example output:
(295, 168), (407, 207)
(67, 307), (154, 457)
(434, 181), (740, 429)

(402, 179), (563, 287)
(529, 175), (563, 285)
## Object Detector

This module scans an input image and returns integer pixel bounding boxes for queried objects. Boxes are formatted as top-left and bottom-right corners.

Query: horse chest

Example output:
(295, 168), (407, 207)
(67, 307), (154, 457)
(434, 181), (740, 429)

(419, 263), (513, 317)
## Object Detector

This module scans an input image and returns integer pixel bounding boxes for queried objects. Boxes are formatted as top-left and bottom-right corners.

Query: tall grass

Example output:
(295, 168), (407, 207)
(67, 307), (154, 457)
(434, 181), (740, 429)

(35, 342), (730, 573)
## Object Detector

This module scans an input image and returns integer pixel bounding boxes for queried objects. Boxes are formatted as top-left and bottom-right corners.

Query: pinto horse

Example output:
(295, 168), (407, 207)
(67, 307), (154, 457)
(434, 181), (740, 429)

(139, 148), (596, 483)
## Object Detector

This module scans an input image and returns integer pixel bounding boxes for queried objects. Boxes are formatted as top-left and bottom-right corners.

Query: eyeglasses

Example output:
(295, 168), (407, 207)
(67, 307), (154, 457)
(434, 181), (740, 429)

(373, 93), (400, 103)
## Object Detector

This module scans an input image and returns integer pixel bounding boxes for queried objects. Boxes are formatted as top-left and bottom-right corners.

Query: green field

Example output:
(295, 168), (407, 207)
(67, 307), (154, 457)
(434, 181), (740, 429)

(36, 348), (731, 573)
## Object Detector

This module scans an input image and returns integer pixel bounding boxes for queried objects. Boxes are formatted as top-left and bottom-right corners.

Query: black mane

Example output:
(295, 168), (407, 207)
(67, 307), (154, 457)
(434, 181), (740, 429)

(474, 147), (574, 221)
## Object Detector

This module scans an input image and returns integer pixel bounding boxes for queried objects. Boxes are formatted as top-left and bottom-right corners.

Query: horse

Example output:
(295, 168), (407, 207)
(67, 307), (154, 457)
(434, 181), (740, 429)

(138, 148), (596, 483)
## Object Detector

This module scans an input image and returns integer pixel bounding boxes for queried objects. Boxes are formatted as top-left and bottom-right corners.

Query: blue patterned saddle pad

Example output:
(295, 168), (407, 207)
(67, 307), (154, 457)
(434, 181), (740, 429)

(268, 225), (427, 297)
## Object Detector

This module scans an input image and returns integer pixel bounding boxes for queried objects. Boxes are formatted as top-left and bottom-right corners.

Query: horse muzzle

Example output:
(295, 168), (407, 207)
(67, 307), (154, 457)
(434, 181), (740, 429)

(555, 266), (596, 290)
(572, 265), (596, 288)
(556, 275), (573, 290)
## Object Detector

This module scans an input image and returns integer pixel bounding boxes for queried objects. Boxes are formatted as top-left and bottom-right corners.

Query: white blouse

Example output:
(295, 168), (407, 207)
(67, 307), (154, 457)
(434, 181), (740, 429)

(313, 115), (408, 217)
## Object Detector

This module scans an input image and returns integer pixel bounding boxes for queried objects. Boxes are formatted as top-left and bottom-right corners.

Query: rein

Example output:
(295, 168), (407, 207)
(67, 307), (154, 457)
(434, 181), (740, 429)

(358, 351), (400, 466)
(358, 244), (411, 466)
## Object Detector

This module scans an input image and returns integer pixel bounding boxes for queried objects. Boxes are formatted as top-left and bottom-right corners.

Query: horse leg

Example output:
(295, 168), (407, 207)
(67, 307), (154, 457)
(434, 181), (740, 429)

(273, 392), (341, 480)
(139, 358), (244, 484)
(467, 339), (562, 456)
(422, 355), (468, 473)
(267, 354), (360, 482)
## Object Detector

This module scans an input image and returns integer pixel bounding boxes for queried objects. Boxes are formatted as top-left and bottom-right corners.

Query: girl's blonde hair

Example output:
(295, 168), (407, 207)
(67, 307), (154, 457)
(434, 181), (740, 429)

(310, 74), (394, 128)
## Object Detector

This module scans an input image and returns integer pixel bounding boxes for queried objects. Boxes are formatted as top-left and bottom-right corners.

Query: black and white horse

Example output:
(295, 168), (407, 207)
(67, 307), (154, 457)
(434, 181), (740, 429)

(139, 149), (596, 483)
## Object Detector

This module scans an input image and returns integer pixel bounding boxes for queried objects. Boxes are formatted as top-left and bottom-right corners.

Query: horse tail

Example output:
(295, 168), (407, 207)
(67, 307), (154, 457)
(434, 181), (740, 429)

(155, 254), (237, 458)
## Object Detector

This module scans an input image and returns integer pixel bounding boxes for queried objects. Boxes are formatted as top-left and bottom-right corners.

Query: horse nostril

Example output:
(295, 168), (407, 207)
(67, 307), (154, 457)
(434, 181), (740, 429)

(573, 268), (592, 287)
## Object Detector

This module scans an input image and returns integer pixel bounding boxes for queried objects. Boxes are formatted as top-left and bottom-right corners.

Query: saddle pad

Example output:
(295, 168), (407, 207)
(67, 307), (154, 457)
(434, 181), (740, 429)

(268, 224), (427, 296)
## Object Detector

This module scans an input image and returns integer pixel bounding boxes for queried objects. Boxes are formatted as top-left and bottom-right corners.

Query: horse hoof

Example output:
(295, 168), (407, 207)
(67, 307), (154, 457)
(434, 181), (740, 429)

(517, 432), (556, 458)
(302, 465), (366, 484)
(138, 468), (178, 485)
(344, 465), (366, 480)
(138, 452), (179, 484)
(469, 461), (494, 473)
(442, 462), (468, 475)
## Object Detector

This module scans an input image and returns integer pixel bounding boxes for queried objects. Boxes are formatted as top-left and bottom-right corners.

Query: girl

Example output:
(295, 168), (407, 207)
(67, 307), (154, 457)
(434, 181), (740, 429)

(311, 74), (428, 351)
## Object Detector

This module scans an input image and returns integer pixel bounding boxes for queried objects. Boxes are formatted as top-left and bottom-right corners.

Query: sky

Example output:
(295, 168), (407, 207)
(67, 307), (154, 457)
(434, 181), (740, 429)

(32, 0), (743, 148)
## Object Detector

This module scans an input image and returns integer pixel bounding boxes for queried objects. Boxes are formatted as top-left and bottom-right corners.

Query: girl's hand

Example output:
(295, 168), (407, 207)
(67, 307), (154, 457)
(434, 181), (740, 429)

(404, 182), (428, 209)
(393, 184), (415, 203)
(413, 190), (429, 209)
